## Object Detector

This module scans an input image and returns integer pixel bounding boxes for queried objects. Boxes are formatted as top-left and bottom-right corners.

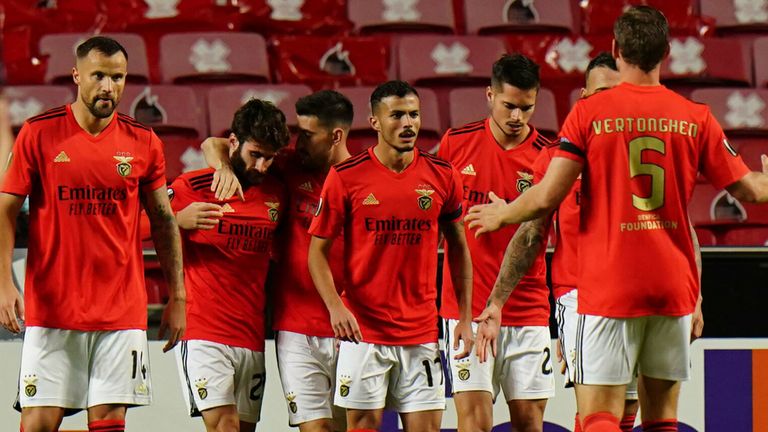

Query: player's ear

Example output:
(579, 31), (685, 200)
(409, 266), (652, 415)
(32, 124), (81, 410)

(580, 88), (587, 99)
(331, 127), (344, 146)
(369, 114), (380, 132)
(72, 67), (80, 85)
(611, 39), (619, 61)
(228, 133), (239, 150)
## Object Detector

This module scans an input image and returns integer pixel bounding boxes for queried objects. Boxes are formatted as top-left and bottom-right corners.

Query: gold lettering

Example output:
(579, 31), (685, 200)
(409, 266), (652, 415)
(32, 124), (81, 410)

(625, 118), (634, 132)
(689, 123), (698, 138)
(648, 117), (657, 132)
(604, 119), (613, 134)
(669, 119), (678, 134)
(637, 117), (646, 132)
(659, 118), (668, 132)
(680, 121), (687, 136)
(615, 118), (625, 132)
(592, 120), (602, 135)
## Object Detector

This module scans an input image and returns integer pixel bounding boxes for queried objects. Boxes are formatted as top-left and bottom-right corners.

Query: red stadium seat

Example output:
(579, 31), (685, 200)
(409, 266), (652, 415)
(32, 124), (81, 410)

(464, 0), (576, 34)
(700, 0), (768, 34)
(721, 225), (768, 246)
(1, 86), (74, 132)
(581, 0), (703, 36)
(505, 34), (612, 82)
(689, 183), (747, 225)
(39, 33), (151, 84)
(660, 37), (753, 88)
(447, 86), (559, 137)
(271, 36), (391, 88)
(397, 35), (506, 86)
(694, 226), (718, 246)
(118, 85), (206, 138)
(755, 37), (768, 88)
(118, 0), (240, 33)
(162, 137), (210, 181)
(691, 88), (768, 135)
(144, 260), (169, 306)
(238, 0), (351, 35)
(338, 86), (442, 154)
(348, 0), (455, 34)
(207, 84), (312, 137)
(159, 33), (269, 84)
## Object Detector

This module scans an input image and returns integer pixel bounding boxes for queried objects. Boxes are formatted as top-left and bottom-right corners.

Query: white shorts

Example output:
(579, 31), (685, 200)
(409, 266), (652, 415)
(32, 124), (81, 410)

(445, 319), (555, 401)
(574, 313), (692, 386)
(556, 291), (638, 399)
(335, 341), (445, 413)
(176, 340), (265, 424)
(277, 331), (344, 427)
(17, 327), (152, 412)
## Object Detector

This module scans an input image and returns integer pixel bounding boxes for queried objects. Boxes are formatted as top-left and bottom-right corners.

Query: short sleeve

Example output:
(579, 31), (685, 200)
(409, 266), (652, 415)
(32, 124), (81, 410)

(140, 131), (167, 193)
(436, 131), (451, 161)
(308, 167), (347, 239)
(555, 102), (587, 163)
(439, 167), (464, 223)
(167, 176), (196, 213)
(532, 146), (554, 184)
(1, 123), (37, 196)
(698, 110), (750, 190)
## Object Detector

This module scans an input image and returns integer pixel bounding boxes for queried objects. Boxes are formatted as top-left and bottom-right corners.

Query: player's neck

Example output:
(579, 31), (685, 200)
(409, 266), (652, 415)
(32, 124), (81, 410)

(620, 65), (662, 86)
(373, 143), (414, 173)
(325, 143), (351, 172)
(71, 100), (113, 136)
(489, 119), (529, 150)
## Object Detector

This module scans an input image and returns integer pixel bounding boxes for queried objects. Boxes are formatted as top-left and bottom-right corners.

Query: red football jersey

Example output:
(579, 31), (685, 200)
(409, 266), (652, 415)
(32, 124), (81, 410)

(1, 105), (166, 330)
(270, 151), (346, 337)
(309, 148), (464, 345)
(170, 168), (284, 351)
(439, 119), (550, 327)
(556, 82), (750, 317)
(532, 146), (579, 299)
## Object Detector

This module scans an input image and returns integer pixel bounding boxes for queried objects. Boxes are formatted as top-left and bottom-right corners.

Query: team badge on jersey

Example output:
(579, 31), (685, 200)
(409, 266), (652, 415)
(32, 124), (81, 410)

(338, 375), (352, 397)
(415, 186), (435, 211)
(516, 171), (533, 193)
(113, 156), (134, 177)
(195, 378), (209, 400)
(315, 197), (323, 216)
(456, 361), (471, 381)
(23, 375), (38, 397)
(265, 201), (280, 222)
(286, 392), (298, 413)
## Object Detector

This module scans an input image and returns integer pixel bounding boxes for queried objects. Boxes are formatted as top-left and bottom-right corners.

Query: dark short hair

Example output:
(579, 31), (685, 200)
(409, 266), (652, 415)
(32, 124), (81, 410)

(613, 6), (669, 73)
(76, 36), (128, 60)
(586, 51), (618, 80)
(295, 90), (354, 130)
(491, 53), (540, 91)
(231, 99), (290, 152)
(370, 80), (419, 112)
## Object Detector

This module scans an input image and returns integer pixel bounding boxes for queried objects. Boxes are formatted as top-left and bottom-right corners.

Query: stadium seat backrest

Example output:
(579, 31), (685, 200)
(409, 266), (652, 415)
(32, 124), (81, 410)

(505, 34), (613, 81)
(582, 0), (701, 36)
(272, 36), (391, 88)
(464, 0), (575, 34)
(700, 0), (768, 33)
(40, 33), (150, 84)
(689, 183), (749, 225)
(238, 0), (350, 35)
(2, 86), (74, 130)
(721, 226), (768, 246)
(118, 85), (205, 138)
(397, 35), (506, 86)
(691, 88), (768, 134)
(661, 37), (752, 86)
(207, 84), (313, 137)
(160, 33), (269, 84)
(348, 0), (455, 34)
(162, 137), (211, 181)
(754, 37), (768, 88)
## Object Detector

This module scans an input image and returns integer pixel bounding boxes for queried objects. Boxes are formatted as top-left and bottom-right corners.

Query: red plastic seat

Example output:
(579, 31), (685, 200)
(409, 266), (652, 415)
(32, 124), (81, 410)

(39, 33), (150, 84)
(700, 0), (768, 34)
(660, 37), (752, 87)
(161, 137), (210, 181)
(118, 0), (240, 33)
(721, 225), (768, 246)
(693, 226), (718, 246)
(689, 183), (747, 225)
(504, 34), (613, 82)
(581, 0), (702, 36)
(159, 32), (269, 84)
(690, 88), (768, 134)
(238, 0), (350, 35)
(464, 0), (576, 34)
(271, 36), (391, 88)
(118, 85), (206, 138)
(397, 35), (506, 86)
(206, 84), (312, 137)
(348, 0), (455, 34)
(755, 37), (768, 88)
(1, 86), (74, 132)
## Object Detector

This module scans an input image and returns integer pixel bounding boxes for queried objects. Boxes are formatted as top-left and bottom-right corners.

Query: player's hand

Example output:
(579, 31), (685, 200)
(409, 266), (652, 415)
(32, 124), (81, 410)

(329, 302), (362, 344)
(465, 191), (507, 238)
(556, 340), (566, 375)
(761, 154), (768, 174)
(0, 283), (24, 334)
(211, 165), (244, 201)
(159, 297), (186, 352)
(176, 202), (224, 230)
(473, 301), (501, 363)
(691, 296), (704, 342)
(452, 319), (475, 360)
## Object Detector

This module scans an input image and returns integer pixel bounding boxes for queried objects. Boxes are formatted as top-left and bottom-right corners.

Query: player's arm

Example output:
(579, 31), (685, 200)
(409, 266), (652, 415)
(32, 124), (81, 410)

(0, 99), (13, 185)
(725, 155), (768, 203)
(308, 235), (362, 343)
(142, 186), (186, 352)
(0, 193), (24, 333)
(465, 157), (582, 236)
(689, 221), (704, 341)
(439, 219), (475, 360)
(200, 136), (243, 201)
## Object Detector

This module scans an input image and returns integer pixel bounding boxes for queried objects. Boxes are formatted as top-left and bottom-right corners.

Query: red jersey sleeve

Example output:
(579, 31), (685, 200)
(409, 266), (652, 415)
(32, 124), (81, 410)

(440, 167), (464, 223)
(308, 166), (346, 239)
(140, 131), (167, 193)
(698, 110), (751, 190)
(532, 146), (554, 183)
(556, 102), (587, 164)
(436, 130), (451, 161)
(1, 123), (37, 196)
(168, 176), (196, 213)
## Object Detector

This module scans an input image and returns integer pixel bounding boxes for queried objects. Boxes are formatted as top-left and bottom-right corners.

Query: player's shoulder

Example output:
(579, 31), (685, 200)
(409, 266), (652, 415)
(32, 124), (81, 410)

(115, 112), (156, 140)
(25, 106), (68, 128)
(444, 119), (486, 142)
(530, 127), (554, 151)
(333, 148), (373, 174)
(175, 168), (216, 191)
(418, 149), (454, 174)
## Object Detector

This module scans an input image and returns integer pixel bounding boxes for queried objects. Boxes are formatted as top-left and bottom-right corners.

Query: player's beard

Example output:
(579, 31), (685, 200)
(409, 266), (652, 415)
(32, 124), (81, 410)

(231, 148), (265, 187)
(391, 130), (417, 153)
(85, 94), (118, 119)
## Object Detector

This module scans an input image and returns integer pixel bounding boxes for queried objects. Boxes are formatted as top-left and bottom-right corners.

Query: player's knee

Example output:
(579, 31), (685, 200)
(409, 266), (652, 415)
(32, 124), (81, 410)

(213, 415), (240, 432)
(21, 408), (63, 432)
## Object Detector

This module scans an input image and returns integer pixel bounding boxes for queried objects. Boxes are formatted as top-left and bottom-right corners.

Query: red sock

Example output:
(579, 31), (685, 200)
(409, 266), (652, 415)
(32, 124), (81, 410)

(583, 412), (621, 432)
(574, 412), (583, 432)
(19, 424), (24, 432)
(641, 419), (678, 431)
(88, 419), (125, 432)
(620, 413), (637, 431)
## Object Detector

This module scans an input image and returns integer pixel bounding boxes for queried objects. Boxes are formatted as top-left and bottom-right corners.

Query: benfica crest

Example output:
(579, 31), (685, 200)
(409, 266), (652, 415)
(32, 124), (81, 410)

(195, 378), (208, 400)
(23, 375), (38, 397)
(265, 201), (280, 222)
(338, 375), (352, 397)
(456, 362), (471, 381)
(114, 155), (134, 177)
(516, 170), (533, 193)
(415, 186), (435, 211)
(286, 392), (298, 413)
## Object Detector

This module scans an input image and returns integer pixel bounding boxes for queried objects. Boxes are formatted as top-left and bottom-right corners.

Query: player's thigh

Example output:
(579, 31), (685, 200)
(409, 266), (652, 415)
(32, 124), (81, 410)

(507, 398), (547, 432)
(19, 327), (88, 410)
(88, 329), (151, 407)
(636, 315), (691, 382)
(334, 342), (393, 410)
(20, 407), (66, 432)
(444, 319), (494, 396)
(277, 331), (338, 427)
(555, 291), (579, 387)
(573, 315), (634, 386)
(388, 343), (446, 414)
(200, 404), (239, 432)
(177, 340), (237, 417)
(232, 347), (266, 424)
(400, 409), (443, 432)
(496, 326), (555, 401)
(637, 374), (681, 421)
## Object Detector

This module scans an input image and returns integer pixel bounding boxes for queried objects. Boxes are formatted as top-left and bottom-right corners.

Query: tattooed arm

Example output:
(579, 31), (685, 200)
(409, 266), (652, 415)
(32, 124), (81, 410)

(142, 186), (186, 352)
